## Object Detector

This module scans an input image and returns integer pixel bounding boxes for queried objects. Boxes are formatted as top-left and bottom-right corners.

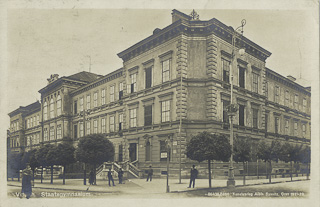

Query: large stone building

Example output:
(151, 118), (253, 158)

(8, 10), (311, 177)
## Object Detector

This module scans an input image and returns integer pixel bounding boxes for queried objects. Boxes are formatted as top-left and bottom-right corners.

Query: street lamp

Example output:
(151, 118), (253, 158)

(166, 135), (172, 193)
(227, 19), (246, 188)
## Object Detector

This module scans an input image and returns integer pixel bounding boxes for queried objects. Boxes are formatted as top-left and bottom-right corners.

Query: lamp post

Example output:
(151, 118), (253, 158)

(227, 19), (246, 188)
(166, 135), (172, 193)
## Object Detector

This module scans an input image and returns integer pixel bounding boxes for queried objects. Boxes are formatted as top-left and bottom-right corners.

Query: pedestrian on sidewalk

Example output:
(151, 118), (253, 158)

(188, 165), (198, 188)
(107, 168), (115, 186)
(89, 170), (94, 185)
(146, 166), (153, 182)
(118, 168), (124, 184)
(21, 164), (32, 199)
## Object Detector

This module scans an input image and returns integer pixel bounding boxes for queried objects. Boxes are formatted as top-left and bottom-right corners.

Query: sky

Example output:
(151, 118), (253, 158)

(2, 4), (318, 129)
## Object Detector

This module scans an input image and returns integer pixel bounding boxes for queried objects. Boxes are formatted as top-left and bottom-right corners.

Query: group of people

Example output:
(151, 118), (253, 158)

(89, 168), (124, 186)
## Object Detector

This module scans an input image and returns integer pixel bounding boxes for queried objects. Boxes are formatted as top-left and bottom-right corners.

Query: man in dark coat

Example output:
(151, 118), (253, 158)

(118, 168), (124, 184)
(188, 165), (198, 188)
(107, 168), (115, 186)
(89, 170), (94, 185)
(21, 164), (32, 199)
(146, 166), (153, 182)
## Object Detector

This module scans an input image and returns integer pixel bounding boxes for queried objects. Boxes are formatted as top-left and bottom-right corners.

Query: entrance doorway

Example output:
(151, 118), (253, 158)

(129, 143), (137, 162)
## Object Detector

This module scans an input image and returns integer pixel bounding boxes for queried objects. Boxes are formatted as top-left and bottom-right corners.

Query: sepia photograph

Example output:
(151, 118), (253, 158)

(0, 0), (319, 206)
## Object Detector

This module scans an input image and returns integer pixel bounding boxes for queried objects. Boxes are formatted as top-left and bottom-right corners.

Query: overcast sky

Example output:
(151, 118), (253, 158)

(3, 6), (318, 128)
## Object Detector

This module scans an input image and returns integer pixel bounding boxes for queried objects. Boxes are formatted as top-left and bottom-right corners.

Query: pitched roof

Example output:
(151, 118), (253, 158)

(67, 71), (102, 83)
(8, 101), (41, 117)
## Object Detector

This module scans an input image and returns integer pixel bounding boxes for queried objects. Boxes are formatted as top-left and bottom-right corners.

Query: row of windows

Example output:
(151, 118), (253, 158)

(10, 137), (20, 148)
(43, 125), (62, 141)
(11, 121), (19, 131)
(43, 95), (62, 121)
(26, 133), (41, 146)
(26, 115), (40, 129)
(271, 115), (307, 137)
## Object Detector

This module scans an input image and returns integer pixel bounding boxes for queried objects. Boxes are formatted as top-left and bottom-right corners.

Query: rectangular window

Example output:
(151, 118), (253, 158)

(33, 117), (36, 127)
(86, 94), (91, 110)
(239, 104), (245, 126)
(222, 58), (230, 83)
(36, 115), (39, 125)
(74, 101), (78, 114)
(109, 116), (115, 132)
(86, 122), (91, 135)
(130, 108), (137, 128)
(119, 83), (123, 100)
(239, 67), (245, 88)
(285, 91), (289, 107)
(222, 100), (230, 123)
(161, 100), (170, 122)
(302, 124), (306, 137)
(27, 119), (30, 128)
(57, 125), (62, 139)
(119, 114), (123, 131)
(74, 125), (78, 139)
(27, 136), (30, 146)
(101, 89), (106, 105)
(294, 95), (299, 110)
(275, 117), (280, 134)
(44, 128), (48, 141)
(50, 126), (55, 140)
(101, 118), (106, 133)
(285, 119), (289, 135)
(252, 73), (258, 93)
(94, 92), (98, 107)
(160, 140), (170, 161)
(162, 59), (170, 83)
(44, 102), (48, 121)
(93, 119), (98, 134)
(303, 99), (307, 113)
(265, 113), (268, 132)
(275, 86), (280, 103)
(110, 85), (115, 102)
(145, 67), (152, 89)
(252, 108), (258, 128)
(144, 105), (152, 126)
(57, 96), (62, 116)
(130, 74), (137, 93)
(80, 98), (84, 112)
(294, 122), (298, 136)
(79, 122), (84, 137)
(265, 82), (268, 98)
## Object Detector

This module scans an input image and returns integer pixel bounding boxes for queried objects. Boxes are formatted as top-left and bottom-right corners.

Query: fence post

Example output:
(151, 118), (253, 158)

(257, 159), (259, 179)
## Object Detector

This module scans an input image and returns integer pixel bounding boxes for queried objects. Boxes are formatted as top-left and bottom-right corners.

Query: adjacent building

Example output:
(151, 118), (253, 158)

(8, 9), (311, 177)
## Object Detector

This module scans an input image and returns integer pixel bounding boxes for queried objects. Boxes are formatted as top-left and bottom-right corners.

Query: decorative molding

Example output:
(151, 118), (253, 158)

(221, 50), (232, 59)
(237, 58), (248, 66)
(159, 50), (173, 59)
(128, 66), (139, 73)
(142, 58), (155, 66)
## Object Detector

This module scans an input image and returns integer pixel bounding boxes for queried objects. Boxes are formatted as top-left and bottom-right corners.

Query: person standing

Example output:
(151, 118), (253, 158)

(146, 166), (153, 182)
(107, 168), (115, 186)
(188, 165), (198, 188)
(118, 168), (124, 184)
(21, 164), (32, 199)
(89, 170), (95, 185)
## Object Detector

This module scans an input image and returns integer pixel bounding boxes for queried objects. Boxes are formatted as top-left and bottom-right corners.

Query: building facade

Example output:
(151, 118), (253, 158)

(8, 10), (311, 177)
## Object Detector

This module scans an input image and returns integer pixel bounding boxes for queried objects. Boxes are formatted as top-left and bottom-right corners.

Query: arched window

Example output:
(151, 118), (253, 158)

(146, 140), (151, 161)
(57, 95), (62, 116)
(43, 102), (48, 121)
(50, 98), (54, 118)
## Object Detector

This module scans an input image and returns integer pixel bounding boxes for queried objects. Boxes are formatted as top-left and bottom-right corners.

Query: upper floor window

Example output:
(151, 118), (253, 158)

(145, 66), (152, 89)
(302, 124), (306, 137)
(33, 116), (36, 127)
(86, 94), (91, 110)
(50, 126), (55, 140)
(252, 108), (258, 128)
(86, 122), (91, 135)
(27, 119), (30, 128)
(303, 98), (307, 113)
(265, 82), (268, 98)
(93, 119), (98, 134)
(44, 128), (48, 141)
(285, 91), (289, 107)
(93, 92), (98, 108)
(162, 59), (170, 83)
(74, 101), (78, 114)
(285, 119), (289, 135)
(119, 113), (123, 130)
(57, 125), (62, 139)
(222, 58), (230, 83)
(101, 89), (106, 105)
(294, 94), (299, 110)
(275, 117), (280, 134)
(294, 122), (298, 136)
(274, 86), (280, 103)
(79, 122), (84, 137)
(239, 67), (245, 88)
(80, 97), (84, 112)
(130, 74), (137, 93)
(130, 108), (137, 128)
(161, 100), (171, 122)
(57, 95), (62, 116)
(239, 104), (245, 126)
(109, 116), (115, 132)
(110, 85), (115, 102)
(119, 83), (123, 100)
(252, 73), (259, 93)
(43, 101), (48, 121)
(37, 115), (40, 125)
(50, 99), (55, 118)
(222, 100), (230, 123)
(101, 118), (106, 133)
(144, 105), (153, 126)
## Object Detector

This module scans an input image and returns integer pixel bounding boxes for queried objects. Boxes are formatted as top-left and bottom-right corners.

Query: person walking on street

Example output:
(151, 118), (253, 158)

(107, 168), (115, 186)
(89, 170), (95, 185)
(21, 164), (32, 199)
(146, 165), (153, 182)
(118, 168), (124, 184)
(188, 165), (198, 188)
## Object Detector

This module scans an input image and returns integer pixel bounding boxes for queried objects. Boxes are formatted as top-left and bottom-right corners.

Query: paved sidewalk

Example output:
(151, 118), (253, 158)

(7, 175), (308, 194)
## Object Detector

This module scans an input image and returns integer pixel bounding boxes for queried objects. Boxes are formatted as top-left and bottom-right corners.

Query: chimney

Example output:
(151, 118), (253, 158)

(287, 75), (296, 82)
